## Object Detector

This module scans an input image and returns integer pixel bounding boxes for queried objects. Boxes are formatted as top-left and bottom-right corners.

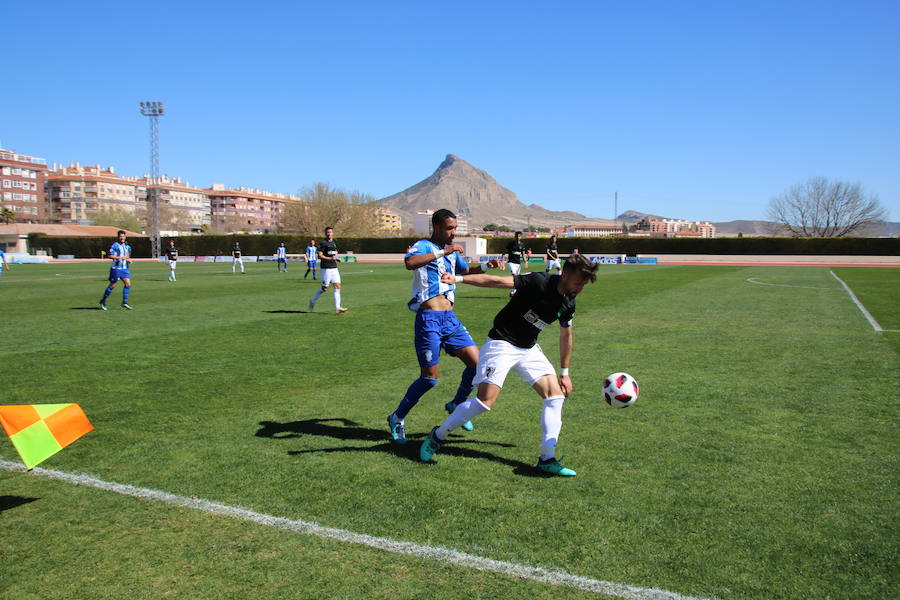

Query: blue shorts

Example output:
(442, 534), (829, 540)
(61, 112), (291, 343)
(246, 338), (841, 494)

(307, 260), (317, 268)
(109, 268), (130, 283)
(277, 258), (287, 263)
(414, 309), (476, 367)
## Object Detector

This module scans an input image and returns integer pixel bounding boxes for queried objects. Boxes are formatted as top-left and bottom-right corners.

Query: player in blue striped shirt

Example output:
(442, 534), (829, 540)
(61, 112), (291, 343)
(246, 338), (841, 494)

(100, 230), (134, 310)
(387, 209), (497, 444)
(276, 242), (288, 272)
(304, 240), (318, 279)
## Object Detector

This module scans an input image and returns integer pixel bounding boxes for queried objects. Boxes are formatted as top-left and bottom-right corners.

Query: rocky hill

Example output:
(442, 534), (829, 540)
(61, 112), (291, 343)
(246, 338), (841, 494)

(378, 155), (611, 230)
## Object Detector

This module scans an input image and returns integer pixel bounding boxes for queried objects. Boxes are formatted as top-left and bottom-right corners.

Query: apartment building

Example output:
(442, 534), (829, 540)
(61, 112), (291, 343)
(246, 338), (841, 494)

(376, 207), (402, 233)
(143, 176), (211, 232)
(637, 218), (716, 238)
(206, 184), (301, 232)
(1, 149), (49, 222)
(45, 163), (141, 224)
(560, 224), (625, 237)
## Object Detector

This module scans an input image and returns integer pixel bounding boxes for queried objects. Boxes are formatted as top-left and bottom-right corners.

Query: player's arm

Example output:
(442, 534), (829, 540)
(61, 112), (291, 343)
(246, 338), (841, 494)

(441, 271), (514, 289)
(460, 258), (501, 274)
(558, 324), (573, 396)
(404, 243), (464, 270)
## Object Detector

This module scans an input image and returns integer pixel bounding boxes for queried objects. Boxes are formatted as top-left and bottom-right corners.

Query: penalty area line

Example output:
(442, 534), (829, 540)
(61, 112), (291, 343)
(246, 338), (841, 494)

(0, 459), (715, 600)
(829, 271), (899, 333)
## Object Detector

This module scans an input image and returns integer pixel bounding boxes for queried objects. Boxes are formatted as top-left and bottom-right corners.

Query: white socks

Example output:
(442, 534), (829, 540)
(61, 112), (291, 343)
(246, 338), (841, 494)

(437, 397), (490, 439)
(334, 289), (342, 310)
(311, 288), (324, 306)
(540, 396), (564, 460)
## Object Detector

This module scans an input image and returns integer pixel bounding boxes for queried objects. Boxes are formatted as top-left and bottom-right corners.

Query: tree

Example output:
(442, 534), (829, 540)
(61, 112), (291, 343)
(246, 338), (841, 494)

(767, 177), (887, 237)
(1, 207), (16, 224)
(279, 182), (380, 237)
(93, 208), (142, 232)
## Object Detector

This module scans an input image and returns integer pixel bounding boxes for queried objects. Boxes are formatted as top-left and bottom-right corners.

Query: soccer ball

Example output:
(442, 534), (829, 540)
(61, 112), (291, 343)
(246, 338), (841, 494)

(603, 372), (639, 408)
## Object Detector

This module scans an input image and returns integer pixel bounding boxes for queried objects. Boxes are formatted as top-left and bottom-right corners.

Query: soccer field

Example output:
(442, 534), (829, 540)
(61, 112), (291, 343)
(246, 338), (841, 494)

(1, 261), (897, 600)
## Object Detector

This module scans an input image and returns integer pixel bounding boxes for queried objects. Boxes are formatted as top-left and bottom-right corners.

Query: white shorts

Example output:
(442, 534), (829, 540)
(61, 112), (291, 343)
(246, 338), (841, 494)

(546, 259), (561, 270)
(321, 268), (341, 286)
(168, 260), (177, 269)
(507, 262), (522, 276)
(233, 257), (243, 264)
(473, 337), (555, 388)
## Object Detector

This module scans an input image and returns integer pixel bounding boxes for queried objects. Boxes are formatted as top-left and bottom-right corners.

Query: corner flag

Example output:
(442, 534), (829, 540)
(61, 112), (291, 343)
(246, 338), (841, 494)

(0, 404), (93, 469)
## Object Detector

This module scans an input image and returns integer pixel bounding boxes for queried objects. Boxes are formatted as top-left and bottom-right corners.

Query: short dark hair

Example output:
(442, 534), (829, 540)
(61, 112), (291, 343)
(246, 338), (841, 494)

(324, 226), (333, 233)
(432, 209), (456, 227)
(563, 253), (598, 283)
(515, 231), (522, 236)
(550, 234), (557, 240)
(117, 230), (126, 236)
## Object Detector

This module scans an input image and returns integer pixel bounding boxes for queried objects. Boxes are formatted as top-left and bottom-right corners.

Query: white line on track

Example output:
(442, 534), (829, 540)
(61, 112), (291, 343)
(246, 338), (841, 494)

(829, 271), (900, 332)
(745, 277), (839, 290)
(0, 459), (715, 600)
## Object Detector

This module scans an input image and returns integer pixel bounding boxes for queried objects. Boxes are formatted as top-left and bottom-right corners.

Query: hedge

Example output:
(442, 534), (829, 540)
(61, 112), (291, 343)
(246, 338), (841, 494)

(28, 233), (899, 258)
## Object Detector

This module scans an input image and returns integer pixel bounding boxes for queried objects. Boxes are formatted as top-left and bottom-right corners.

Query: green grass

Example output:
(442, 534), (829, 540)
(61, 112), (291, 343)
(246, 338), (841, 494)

(1, 261), (897, 600)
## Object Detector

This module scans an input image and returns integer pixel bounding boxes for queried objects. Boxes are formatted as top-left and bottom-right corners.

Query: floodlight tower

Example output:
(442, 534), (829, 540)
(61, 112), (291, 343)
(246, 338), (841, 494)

(139, 101), (164, 257)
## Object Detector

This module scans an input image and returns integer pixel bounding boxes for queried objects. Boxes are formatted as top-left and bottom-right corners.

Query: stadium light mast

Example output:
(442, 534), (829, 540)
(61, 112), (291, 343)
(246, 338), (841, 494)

(139, 101), (164, 258)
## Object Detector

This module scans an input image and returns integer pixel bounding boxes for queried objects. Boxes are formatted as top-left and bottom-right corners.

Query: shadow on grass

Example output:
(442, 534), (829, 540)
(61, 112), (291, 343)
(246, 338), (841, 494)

(262, 310), (310, 314)
(70, 307), (104, 310)
(0, 495), (39, 513)
(255, 418), (537, 473)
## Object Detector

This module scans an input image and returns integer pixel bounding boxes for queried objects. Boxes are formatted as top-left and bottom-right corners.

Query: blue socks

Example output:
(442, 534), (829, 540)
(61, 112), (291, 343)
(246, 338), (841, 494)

(394, 377), (438, 420)
(450, 367), (476, 408)
(101, 286), (113, 302)
(122, 285), (130, 303)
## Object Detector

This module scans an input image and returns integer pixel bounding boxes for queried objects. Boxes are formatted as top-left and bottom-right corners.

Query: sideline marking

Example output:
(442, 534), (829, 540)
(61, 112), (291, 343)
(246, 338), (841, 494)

(829, 271), (900, 333)
(745, 277), (839, 290)
(0, 459), (714, 600)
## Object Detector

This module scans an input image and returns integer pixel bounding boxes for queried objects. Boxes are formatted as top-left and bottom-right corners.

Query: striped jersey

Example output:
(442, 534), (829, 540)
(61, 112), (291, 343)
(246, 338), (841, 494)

(109, 242), (131, 269)
(277, 246), (286, 259)
(305, 245), (317, 261)
(405, 239), (469, 312)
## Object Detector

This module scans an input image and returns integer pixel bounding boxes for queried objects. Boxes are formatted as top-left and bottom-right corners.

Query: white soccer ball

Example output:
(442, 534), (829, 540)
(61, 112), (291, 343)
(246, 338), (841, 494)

(603, 372), (639, 408)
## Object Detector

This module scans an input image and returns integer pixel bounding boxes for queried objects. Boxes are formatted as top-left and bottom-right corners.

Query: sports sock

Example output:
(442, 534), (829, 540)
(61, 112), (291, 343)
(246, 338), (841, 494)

(436, 397), (489, 440)
(394, 377), (438, 420)
(540, 396), (564, 460)
(101, 285), (113, 302)
(311, 287), (324, 306)
(450, 366), (476, 407)
(304, 268), (310, 278)
(333, 289), (342, 310)
(122, 285), (130, 303)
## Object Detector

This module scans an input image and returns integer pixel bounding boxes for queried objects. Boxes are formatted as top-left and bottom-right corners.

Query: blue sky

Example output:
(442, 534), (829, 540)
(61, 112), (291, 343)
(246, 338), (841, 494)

(2, 1), (898, 222)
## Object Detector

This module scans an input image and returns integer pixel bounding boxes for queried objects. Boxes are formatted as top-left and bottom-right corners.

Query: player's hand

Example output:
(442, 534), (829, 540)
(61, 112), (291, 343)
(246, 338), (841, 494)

(558, 374), (572, 397)
(444, 244), (464, 255)
(440, 272), (456, 285)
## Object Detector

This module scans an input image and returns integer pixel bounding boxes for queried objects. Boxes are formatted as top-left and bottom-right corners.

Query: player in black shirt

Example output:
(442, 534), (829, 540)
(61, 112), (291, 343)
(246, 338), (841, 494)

(231, 242), (244, 274)
(545, 234), (561, 274)
(420, 253), (599, 476)
(504, 231), (527, 276)
(309, 226), (348, 314)
(166, 239), (179, 282)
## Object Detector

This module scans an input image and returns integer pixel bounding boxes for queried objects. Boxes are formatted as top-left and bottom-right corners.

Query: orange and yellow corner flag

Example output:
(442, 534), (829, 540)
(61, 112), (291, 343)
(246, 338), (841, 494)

(0, 404), (93, 469)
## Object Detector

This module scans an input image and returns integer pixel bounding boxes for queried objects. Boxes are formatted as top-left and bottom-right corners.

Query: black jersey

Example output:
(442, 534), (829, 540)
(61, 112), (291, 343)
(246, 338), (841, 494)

(319, 240), (338, 269)
(166, 247), (178, 260)
(488, 272), (575, 349)
(232, 246), (241, 258)
(506, 241), (527, 264)
(546, 242), (558, 260)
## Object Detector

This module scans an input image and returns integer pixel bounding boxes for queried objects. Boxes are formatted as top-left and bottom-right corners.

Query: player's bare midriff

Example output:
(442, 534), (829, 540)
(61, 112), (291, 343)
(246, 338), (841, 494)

(420, 296), (454, 311)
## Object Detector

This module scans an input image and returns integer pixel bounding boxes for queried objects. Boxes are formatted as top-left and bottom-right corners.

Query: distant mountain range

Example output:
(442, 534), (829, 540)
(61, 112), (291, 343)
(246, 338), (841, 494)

(378, 155), (898, 235)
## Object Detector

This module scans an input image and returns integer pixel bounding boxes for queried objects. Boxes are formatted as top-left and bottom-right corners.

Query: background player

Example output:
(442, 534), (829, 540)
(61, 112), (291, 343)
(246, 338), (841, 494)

(0, 246), (9, 281)
(166, 239), (179, 282)
(232, 242), (244, 274)
(308, 227), (348, 314)
(304, 239), (318, 279)
(419, 253), (599, 476)
(545, 234), (561, 274)
(387, 209), (497, 444)
(100, 230), (134, 310)
(276, 242), (288, 272)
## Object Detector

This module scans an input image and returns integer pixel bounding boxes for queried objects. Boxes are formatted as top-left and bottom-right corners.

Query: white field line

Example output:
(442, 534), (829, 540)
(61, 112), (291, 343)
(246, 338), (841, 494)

(829, 271), (900, 333)
(745, 277), (839, 290)
(0, 459), (715, 600)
